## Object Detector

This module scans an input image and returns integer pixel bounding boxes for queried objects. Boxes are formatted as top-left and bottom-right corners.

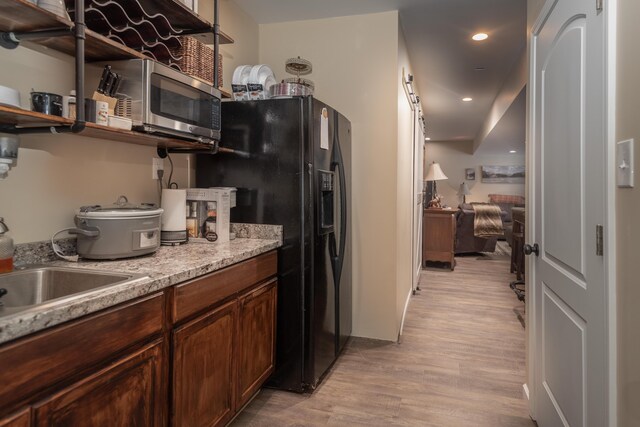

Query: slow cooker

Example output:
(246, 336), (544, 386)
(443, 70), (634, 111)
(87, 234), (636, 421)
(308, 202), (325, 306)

(70, 196), (163, 260)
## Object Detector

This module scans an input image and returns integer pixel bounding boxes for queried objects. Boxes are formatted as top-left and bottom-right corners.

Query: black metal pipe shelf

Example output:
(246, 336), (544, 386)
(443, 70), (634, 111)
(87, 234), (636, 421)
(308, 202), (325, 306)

(0, 0), (226, 152)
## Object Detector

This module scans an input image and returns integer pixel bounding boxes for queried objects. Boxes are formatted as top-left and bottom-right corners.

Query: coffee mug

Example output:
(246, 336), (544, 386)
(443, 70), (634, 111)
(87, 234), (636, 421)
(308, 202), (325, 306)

(84, 98), (97, 123)
(31, 92), (63, 116)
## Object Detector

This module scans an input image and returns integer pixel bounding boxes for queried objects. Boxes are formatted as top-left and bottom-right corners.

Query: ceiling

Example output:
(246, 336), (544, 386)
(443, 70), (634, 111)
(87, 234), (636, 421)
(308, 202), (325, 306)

(233, 0), (526, 147)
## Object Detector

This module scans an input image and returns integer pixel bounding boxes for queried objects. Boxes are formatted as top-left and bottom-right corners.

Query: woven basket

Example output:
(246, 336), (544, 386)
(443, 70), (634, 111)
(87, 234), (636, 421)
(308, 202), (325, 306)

(170, 36), (223, 87)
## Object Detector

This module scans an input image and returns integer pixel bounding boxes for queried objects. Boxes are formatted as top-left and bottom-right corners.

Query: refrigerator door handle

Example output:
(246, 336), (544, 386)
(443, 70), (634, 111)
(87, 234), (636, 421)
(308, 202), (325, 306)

(329, 231), (339, 282)
(331, 112), (348, 281)
(331, 110), (348, 358)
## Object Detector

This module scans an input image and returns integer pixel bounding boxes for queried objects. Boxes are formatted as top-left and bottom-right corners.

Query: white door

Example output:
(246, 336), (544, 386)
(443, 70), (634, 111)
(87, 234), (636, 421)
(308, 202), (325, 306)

(413, 109), (424, 288)
(530, 0), (607, 426)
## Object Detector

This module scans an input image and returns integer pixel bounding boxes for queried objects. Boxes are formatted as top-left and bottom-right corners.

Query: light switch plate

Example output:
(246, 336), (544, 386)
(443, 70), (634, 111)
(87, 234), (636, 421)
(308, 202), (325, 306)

(617, 139), (634, 188)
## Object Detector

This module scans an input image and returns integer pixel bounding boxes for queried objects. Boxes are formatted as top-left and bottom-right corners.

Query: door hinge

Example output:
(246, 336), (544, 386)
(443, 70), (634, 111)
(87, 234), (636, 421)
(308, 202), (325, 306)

(596, 0), (603, 13)
(596, 225), (604, 256)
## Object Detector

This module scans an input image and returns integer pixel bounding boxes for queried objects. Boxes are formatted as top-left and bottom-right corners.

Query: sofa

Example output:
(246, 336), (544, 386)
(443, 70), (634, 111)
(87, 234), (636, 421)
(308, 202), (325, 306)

(488, 194), (526, 243)
(454, 203), (508, 254)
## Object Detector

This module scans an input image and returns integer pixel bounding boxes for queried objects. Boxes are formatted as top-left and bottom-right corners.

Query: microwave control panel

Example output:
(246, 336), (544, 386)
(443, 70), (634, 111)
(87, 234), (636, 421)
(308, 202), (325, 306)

(212, 97), (221, 131)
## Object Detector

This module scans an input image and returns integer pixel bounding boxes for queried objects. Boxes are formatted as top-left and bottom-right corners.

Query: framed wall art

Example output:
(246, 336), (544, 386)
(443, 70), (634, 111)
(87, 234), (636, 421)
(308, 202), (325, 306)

(480, 165), (525, 184)
(465, 168), (475, 181)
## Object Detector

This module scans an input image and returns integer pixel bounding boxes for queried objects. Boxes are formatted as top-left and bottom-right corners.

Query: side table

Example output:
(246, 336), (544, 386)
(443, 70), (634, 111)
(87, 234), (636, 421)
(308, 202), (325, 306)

(422, 208), (456, 270)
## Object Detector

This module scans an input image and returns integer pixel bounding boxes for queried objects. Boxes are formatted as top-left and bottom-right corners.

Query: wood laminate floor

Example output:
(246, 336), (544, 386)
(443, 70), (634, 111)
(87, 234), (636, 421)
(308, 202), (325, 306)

(232, 253), (533, 426)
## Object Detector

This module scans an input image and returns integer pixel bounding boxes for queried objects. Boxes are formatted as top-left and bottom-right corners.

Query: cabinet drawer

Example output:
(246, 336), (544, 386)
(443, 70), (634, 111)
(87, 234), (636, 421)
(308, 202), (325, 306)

(173, 251), (277, 323)
(0, 293), (164, 414)
(0, 408), (30, 427)
(34, 340), (165, 427)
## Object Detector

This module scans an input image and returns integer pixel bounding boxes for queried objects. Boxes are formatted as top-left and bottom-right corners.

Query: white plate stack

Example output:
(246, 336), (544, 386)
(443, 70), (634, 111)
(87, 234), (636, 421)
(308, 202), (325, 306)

(0, 85), (21, 109)
(231, 65), (276, 101)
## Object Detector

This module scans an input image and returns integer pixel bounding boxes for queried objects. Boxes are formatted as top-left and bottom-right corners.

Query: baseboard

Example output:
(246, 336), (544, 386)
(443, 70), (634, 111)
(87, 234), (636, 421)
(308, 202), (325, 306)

(523, 383), (530, 401)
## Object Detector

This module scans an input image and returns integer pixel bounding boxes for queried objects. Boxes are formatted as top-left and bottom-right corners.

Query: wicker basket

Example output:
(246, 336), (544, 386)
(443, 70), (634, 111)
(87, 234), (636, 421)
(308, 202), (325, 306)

(170, 36), (223, 87)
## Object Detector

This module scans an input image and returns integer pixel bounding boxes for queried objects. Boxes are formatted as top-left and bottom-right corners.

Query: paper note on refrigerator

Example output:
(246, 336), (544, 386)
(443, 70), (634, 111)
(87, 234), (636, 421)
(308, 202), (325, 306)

(320, 108), (329, 150)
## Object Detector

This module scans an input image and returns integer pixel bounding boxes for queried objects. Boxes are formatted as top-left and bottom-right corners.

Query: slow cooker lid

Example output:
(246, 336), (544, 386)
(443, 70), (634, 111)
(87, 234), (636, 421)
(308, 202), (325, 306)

(77, 195), (164, 218)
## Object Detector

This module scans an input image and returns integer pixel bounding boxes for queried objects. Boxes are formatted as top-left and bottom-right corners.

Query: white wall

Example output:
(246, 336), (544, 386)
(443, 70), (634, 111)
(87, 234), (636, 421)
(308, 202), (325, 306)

(259, 11), (402, 341)
(0, 47), (192, 244)
(0, 2), (258, 245)
(425, 140), (525, 206)
(396, 28), (415, 336)
(474, 48), (527, 152)
(616, 0), (640, 425)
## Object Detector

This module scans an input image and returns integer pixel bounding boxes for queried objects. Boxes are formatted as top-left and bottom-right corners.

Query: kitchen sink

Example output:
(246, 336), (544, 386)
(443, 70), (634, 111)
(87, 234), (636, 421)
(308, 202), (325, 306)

(0, 266), (147, 316)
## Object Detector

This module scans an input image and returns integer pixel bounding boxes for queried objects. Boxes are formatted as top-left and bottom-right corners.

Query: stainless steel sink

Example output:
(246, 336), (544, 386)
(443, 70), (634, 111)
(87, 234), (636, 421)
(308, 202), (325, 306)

(0, 266), (146, 316)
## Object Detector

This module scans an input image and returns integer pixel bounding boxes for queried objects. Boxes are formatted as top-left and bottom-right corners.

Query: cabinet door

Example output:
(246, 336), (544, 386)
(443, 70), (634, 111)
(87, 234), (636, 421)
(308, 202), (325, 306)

(34, 340), (165, 427)
(0, 293), (163, 412)
(236, 279), (277, 408)
(0, 408), (30, 427)
(423, 211), (455, 266)
(172, 300), (237, 427)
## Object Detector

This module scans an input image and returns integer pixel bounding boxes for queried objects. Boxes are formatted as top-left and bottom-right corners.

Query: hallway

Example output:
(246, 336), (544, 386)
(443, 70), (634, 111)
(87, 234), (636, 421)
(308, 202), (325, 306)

(232, 254), (533, 426)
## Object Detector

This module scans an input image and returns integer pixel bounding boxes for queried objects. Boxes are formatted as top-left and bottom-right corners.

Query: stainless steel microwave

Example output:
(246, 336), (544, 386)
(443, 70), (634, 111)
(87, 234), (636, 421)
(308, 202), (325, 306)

(91, 59), (221, 144)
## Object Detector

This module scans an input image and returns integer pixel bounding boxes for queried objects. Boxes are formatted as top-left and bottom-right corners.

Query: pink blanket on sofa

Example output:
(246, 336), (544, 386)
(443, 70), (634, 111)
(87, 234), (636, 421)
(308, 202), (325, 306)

(472, 204), (504, 238)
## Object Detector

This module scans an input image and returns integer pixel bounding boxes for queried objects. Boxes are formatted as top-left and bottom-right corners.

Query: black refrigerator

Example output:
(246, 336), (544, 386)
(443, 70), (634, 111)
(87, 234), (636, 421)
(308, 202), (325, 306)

(196, 97), (352, 392)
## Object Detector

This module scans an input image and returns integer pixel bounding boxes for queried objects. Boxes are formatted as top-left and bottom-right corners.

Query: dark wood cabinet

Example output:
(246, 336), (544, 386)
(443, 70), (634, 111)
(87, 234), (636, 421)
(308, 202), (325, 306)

(422, 208), (456, 270)
(171, 252), (278, 426)
(236, 279), (277, 408)
(34, 340), (165, 427)
(0, 250), (278, 426)
(172, 251), (277, 324)
(0, 408), (30, 427)
(172, 300), (237, 427)
(0, 293), (164, 419)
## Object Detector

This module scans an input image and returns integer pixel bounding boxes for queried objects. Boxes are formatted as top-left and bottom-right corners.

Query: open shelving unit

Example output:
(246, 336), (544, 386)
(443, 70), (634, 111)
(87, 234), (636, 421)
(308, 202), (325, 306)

(0, 0), (231, 151)
(0, 0), (234, 60)
(0, 105), (214, 149)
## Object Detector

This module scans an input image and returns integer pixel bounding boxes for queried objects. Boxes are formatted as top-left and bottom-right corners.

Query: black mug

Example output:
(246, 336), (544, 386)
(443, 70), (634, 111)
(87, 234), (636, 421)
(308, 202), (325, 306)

(84, 98), (97, 123)
(31, 92), (63, 116)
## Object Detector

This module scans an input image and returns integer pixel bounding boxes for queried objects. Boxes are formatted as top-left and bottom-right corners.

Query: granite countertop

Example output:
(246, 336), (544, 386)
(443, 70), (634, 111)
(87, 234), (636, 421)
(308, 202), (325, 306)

(0, 224), (282, 345)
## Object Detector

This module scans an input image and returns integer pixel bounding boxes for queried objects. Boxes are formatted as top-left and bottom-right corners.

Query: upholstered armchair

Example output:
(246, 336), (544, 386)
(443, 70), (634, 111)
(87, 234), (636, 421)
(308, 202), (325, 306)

(454, 204), (508, 254)
(488, 194), (525, 243)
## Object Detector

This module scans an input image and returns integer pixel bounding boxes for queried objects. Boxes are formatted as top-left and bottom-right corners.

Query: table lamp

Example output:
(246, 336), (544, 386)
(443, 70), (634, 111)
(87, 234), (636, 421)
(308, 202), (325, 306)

(425, 162), (448, 208)
(458, 181), (471, 203)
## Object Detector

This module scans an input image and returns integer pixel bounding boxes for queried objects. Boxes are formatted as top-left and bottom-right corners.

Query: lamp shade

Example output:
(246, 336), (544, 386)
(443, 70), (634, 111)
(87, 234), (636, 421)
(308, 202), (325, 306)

(458, 181), (471, 196)
(425, 162), (448, 181)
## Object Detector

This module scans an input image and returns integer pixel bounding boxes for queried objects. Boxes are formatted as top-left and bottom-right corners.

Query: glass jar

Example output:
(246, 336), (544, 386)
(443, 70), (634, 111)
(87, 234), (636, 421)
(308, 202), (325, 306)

(0, 218), (14, 273)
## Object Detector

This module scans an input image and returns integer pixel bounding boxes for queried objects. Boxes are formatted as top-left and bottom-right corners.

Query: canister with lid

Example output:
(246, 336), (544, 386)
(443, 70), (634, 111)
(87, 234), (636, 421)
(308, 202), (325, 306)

(0, 218), (14, 273)
(63, 90), (77, 119)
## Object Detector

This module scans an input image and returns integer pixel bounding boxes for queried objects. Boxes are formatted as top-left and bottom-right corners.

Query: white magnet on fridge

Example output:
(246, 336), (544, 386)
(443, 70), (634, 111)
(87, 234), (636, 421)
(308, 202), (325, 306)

(320, 108), (329, 150)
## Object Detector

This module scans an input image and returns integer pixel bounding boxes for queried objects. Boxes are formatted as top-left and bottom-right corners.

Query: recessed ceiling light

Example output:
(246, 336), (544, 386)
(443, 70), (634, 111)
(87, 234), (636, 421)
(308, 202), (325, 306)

(472, 33), (489, 41)
(425, 137), (431, 141)
(462, 97), (473, 102)
(509, 150), (517, 153)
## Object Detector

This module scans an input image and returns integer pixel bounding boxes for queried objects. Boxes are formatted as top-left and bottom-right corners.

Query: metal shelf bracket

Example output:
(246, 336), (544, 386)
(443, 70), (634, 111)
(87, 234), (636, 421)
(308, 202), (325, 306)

(0, 28), (73, 50)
